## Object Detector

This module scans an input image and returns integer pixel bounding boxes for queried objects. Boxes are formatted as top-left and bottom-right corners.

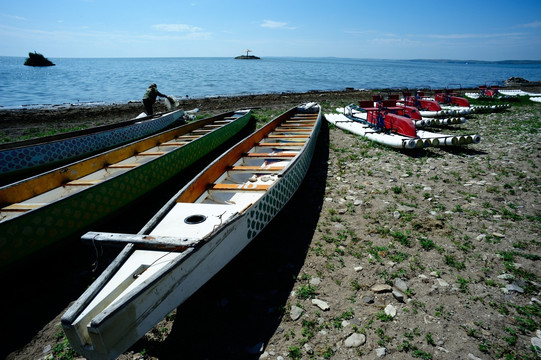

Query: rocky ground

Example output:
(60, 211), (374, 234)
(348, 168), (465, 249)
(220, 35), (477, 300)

(2, 88), (540, 360)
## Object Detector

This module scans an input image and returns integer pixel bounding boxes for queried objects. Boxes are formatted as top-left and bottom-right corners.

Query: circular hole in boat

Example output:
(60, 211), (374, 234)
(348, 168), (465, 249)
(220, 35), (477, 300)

(184, 214), (207, 225)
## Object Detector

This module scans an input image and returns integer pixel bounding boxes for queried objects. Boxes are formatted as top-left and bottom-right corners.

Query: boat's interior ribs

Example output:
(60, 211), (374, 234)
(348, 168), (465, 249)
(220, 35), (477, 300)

(0, 116), (232, 218)
(191, 112), (317, 207)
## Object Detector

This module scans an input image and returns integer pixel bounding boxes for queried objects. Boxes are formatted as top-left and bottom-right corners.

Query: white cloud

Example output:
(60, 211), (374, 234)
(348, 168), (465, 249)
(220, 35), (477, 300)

(153, 24), (203, 33)
(261, 20), (295, 30)
(518, 20), (541, 28)
(427, 33), (523, 39)
(1, 13), (27, 21)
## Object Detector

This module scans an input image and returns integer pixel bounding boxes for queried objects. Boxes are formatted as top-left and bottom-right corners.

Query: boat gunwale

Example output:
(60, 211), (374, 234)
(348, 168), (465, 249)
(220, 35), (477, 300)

(0, 110), (179, 151)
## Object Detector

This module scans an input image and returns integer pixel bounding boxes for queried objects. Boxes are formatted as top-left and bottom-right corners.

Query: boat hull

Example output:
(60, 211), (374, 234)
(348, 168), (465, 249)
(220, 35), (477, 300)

(0, 110), (184, 184)
(326, 113), (426, 149)
(0, 111), (251, 268)
(327, 112), (479, 148)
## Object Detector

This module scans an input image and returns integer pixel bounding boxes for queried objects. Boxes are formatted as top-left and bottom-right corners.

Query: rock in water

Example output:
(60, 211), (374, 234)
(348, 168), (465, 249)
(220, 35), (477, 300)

(24, 52), (55, 67)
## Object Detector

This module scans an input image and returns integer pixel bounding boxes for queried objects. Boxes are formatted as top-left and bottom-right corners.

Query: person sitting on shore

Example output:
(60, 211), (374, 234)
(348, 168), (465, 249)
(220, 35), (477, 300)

(142, 83), (167, 115)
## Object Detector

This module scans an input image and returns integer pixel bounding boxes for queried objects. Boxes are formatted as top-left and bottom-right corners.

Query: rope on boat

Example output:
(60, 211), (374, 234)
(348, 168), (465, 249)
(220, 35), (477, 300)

(133, 252), (172, 278)
(91, 237), (104, 273)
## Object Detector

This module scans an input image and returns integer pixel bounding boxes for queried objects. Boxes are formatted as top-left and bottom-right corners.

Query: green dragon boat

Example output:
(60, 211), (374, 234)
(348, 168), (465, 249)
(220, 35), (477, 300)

(0, 109), (252, 269)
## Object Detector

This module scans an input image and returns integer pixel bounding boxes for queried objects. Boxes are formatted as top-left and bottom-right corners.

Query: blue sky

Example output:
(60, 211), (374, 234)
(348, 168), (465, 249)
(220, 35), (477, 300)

(1, 0), (540, 60)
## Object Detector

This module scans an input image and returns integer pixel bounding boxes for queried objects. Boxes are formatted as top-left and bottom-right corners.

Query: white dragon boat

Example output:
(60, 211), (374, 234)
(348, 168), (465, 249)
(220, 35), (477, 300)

(61, 103), (322, 360)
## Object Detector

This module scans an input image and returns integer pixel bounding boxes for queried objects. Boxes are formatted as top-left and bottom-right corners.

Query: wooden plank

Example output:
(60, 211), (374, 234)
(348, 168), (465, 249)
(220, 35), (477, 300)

(279, 124), (313, 128)
(81, 232), (200, 250)
(137, 151), (167, 156)
(2, 203), (47, 212)
(107, 163), (139, 169)
(274, 128), (311, 132)
(244, 152), (296, 158)
(286, 119), (316, 123)
(160, 142), (189, 146)
(209, 183), (270, 191)
(177, 135), (201, 139)
(267, 135), (309, 139)
(257, 142), (305, 147)
(65, 179), (103, 186)
(229, 165), (285, 171)
(175, 108), (296, 203)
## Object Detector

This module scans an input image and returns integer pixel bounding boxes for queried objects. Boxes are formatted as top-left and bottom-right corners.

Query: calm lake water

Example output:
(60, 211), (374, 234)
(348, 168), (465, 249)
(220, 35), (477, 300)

(1, 56), (540, 108)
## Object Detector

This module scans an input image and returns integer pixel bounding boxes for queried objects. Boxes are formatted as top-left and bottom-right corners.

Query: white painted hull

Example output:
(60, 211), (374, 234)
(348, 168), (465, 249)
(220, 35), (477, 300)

(326, 113), (427, 149)
(416, 129), (481, 146)
(439, 105), (471, 115)
(62, 103), (322, 360)
(421, 117), (466, 126)
(419, 109), (451, 118)
(471, 104), (510, 113)
(326, 113), (480, 148)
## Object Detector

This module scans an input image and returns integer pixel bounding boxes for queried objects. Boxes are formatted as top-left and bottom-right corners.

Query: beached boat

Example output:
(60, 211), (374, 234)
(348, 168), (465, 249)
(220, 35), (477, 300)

(0, 109), (185, 185)
(377, 94), (462, 124)
(326, 112), (425, 149)
(354, 101), (419, 138)
(61, 103), (321, 360)
(376, 95), (422, 121)
(330, 106), (480, 148)
(434, 89), (470, 108)
(398, 92), (442, 112)
(0, 110), (252, 269)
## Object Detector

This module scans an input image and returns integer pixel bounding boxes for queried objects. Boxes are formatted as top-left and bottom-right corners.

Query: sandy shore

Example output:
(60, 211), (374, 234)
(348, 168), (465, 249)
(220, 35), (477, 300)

(0, 90), (365, 142)
(2, 89), (541, 360)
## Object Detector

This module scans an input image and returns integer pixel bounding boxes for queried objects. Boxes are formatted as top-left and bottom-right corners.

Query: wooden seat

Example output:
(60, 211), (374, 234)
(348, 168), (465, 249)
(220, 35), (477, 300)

(274, 128), (311, 132)
(267, 135), (309, 139)
(244, 152), (296, 158)
(208, 183), (270, 191)
(178, 135), (200, 139)
(2, 203), (47, 212)
(290, 115), (317, 119)
(160, 142), (189, 146)
(286, 119), (316, 123)
(138, 152), (167, 156)
(64, 179), (102, 186)
(107, 163), (139, 169)
(282, 124), (312, 131)
(257, 142), (305, 147)
(229, 165), (285, 172)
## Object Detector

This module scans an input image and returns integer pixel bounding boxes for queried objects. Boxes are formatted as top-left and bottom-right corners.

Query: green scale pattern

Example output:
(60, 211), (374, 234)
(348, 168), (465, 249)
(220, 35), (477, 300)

(246, 115), (321, 240)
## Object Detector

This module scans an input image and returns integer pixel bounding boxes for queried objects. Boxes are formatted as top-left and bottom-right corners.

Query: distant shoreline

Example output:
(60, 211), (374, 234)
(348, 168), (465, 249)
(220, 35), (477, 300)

(405, 59), (541, 65)
(1, 55), (540, 64)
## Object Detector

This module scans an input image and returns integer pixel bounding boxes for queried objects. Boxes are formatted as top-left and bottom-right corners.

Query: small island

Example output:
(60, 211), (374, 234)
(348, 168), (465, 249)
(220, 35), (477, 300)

(235, 49), (260, 60)
(24, 52), (55, 67)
